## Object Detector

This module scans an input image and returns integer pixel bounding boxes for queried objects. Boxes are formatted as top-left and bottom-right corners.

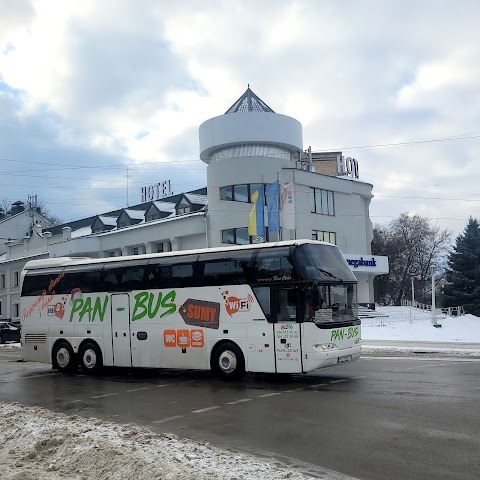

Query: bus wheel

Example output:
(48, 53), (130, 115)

(212, 342), (245, 380)
(79, 342), (103, 375)
(53, 341), (77, 373)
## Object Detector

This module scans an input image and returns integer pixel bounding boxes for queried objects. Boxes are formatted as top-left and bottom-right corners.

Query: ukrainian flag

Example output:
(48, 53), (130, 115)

(248, 186), (265, 237)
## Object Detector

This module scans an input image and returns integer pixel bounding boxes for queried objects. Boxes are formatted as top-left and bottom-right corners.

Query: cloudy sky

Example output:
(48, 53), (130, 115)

(1, 0), (479, 237)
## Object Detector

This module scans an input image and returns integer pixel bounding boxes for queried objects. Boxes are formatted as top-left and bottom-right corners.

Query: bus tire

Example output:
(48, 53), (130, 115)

(52, 341), (77, 374)
(211, 342), (245, 380)
(79, 342), (103, 375)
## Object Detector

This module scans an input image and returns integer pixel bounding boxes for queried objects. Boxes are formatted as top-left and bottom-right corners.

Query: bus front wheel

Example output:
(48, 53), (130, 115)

(211, 342), (245, 380)
(53, 341), (77, 373)
(79, 342), (103, 375)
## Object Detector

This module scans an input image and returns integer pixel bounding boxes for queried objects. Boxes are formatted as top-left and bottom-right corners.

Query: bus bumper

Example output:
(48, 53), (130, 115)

(304, 345), (361, 372)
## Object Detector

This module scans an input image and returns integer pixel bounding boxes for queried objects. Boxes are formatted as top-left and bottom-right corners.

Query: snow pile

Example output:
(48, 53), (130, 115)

(0, 402), (312, 480)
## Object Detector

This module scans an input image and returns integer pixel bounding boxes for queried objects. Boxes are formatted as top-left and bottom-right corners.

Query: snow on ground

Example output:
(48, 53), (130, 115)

(362, 306), (480, 342)
(1, 306), (478, 479)
(0, 402), (317, 480)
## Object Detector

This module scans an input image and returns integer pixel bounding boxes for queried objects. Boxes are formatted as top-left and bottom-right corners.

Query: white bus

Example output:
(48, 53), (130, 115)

(20, 240), (361, 379)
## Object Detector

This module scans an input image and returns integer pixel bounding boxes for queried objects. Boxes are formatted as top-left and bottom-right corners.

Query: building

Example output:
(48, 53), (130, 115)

(0, 88), (388, 323)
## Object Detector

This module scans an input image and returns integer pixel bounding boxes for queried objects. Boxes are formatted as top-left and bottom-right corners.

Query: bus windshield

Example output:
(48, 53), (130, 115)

(304, 283), (358, 324)
(293, 244), (357, 283)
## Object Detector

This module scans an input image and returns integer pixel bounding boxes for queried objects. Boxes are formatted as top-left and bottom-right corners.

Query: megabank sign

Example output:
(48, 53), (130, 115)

(346, 257), (377, 268)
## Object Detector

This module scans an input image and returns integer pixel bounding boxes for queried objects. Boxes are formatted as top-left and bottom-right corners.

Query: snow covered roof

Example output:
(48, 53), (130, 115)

(71, 226), (93, 238)
(124, 209), (146, 220)
(98, 216), (118, 226)
(185, 194), (208, 205)
(152, 201), (176, 213)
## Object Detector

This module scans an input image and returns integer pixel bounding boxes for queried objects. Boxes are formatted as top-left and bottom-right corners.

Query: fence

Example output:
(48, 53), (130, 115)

(401, 299), (464, 317)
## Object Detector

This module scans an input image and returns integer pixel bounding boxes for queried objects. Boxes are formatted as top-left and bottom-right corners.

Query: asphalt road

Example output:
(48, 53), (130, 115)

(1, 347), (479, 480)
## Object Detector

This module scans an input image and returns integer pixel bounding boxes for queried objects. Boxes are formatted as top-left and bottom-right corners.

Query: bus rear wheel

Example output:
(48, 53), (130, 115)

(211, 342), (245, 380)
(53, 341), (77, 373)
(79, 342), (103, 375)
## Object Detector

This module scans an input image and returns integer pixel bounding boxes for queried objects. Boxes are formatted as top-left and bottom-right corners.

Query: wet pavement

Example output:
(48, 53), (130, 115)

(1, 347), (480, 480)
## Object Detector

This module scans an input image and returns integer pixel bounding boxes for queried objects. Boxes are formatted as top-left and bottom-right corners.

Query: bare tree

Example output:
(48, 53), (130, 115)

(372, 213), (451, 305)
(0, 198), (63, 226)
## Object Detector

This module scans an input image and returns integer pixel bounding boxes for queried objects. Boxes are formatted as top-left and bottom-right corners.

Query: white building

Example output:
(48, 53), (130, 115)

(0, 87), (388, 323)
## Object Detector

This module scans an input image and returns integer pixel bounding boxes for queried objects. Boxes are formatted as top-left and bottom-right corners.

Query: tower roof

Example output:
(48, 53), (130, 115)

(225, 86), (275, 114)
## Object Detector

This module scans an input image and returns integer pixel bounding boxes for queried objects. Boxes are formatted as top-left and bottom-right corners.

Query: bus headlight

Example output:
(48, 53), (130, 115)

(313, 343), (337, 351)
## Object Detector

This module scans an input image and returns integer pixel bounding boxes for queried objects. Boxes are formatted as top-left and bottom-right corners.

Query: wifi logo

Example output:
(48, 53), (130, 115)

(224, 293), (254, 317)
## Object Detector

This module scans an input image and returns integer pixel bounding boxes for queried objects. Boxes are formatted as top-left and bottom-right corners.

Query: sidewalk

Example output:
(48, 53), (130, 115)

(362, 339), (480, 357)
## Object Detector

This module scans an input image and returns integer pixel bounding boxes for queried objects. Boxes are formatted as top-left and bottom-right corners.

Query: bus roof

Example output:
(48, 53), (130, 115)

(23, 239), (337, 271)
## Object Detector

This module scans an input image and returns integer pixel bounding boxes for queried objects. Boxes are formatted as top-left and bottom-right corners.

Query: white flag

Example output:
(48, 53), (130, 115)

(281, 182), (295, 230)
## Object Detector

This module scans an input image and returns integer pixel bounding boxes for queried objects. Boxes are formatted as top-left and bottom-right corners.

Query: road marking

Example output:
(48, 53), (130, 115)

(64, 399), (83, 404)
(23, 373), (57, 379)
(226, 398), (252, 405)
(257, 392), (282, 398)
(329, 379), (348, 384)
(126, 387), (150, 392)
(156, 384), (170, 388)
(91, 393), (118, 399)
(352, 376), (367, 379)
(284, 388), (304, 393)
(307, 383), (329, 388)
(192, 406), (221, 413)
(154, 415), (185, 424)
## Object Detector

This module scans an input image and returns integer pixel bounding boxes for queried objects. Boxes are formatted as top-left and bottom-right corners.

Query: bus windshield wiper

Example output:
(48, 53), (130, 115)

(316, 267), (342, 281)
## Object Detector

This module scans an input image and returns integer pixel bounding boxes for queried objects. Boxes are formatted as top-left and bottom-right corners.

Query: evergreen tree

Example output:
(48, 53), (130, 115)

(443, 217), (480, 316)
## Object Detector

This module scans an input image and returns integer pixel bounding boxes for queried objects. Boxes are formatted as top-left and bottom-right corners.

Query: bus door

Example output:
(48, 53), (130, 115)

(272, 288), (303, 373)
(111, 294), (132, 367)
(247, 287), (276, 373)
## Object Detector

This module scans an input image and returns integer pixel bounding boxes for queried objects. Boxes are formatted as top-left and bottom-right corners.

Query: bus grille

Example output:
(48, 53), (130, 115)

(24, 334), (47, 343)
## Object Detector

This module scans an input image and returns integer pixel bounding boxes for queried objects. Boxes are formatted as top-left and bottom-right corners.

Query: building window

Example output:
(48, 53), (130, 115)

(0, 274), (5, 289)
(220, 186), (233, 201)
(133, 246), (146, 255)
(222, 227), (270, 245)
(118, 221), (128, 228)
(220, 184), (267, 204)
(13, 271), (19, 287)
(312, 230), (336, 244)
(13, 302), (19, 318)
(311, 188), (335, 216)
(146, 214), (159, 222)
(177, 206), (191, 214)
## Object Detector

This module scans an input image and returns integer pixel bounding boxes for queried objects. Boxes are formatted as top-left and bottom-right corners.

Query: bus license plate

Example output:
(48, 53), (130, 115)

(337, 355), (352, 363)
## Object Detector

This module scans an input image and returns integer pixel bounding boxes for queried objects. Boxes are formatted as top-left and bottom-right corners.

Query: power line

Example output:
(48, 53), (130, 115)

(312, 130), (480, 152)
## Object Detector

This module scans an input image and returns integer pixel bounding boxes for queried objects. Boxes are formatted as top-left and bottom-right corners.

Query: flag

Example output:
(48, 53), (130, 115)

(248, 186), (265, 237)
(265, 181), (280, 232)
(281, 182), (295, 230)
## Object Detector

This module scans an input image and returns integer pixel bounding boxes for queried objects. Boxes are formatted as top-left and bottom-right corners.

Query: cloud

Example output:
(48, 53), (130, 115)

(0, 0), (480, 237)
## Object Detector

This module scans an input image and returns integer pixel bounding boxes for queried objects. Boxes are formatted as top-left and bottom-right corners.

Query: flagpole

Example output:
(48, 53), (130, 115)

(276, 172), (281, 242)
(293, 169), (296, 240)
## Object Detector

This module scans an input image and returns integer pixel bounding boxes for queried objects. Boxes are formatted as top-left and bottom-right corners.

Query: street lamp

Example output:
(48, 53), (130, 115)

(430, 265), (441, 328)
(411, 277), (415, 307)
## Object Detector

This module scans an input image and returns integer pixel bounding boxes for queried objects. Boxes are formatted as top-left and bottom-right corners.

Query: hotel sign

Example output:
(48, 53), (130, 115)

(337, 155), (359, 179)
(141, 180), (172, 202)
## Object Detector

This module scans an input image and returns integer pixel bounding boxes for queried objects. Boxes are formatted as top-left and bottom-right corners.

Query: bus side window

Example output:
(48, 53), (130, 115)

(252, 287), (271, 322)
(274, 289), (298, 323)
(254, 248), (294, 282)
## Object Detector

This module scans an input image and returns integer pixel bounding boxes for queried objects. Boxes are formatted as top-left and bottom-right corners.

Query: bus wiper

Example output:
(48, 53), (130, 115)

(316, 267), (342, 281)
